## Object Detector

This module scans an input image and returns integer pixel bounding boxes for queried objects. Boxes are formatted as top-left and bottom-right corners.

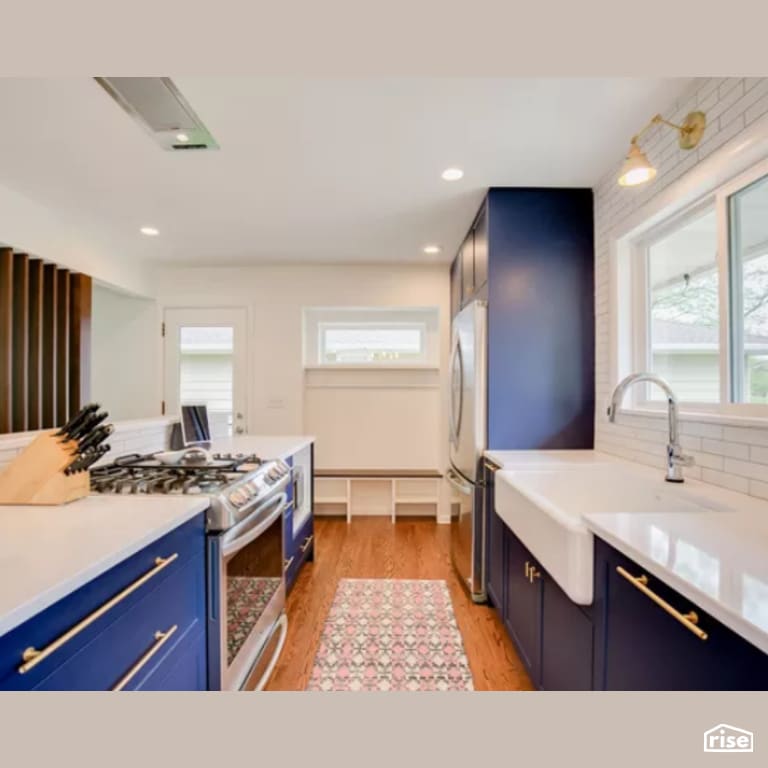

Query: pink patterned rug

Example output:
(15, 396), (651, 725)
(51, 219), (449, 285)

(307, 579), (474, 691)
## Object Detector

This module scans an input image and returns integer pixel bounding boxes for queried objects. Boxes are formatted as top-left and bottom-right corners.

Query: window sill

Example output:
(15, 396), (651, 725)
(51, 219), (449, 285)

(615, 406), (768, 430)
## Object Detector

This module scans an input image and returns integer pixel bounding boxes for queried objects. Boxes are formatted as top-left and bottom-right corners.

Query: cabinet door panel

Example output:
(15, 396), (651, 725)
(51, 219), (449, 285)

(473, 205), (488, 291)
(540, 575), (593, 690)
(486, 499), (505, 612)
(450, 256), (461, 319)
(460, 232), (475, 306)
(504, 531), (541, 682)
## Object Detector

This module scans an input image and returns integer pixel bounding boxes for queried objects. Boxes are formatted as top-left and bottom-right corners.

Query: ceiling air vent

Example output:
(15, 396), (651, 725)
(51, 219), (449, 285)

(94, 77), (219, 151)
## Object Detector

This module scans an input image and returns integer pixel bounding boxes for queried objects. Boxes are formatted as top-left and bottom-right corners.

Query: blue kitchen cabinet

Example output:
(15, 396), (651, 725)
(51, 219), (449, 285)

(593, 538), (768, 690)
(484, 463), (505, 610)
(283, 443), (315, 592)
(0, 514), (207, 691)
(496, 515), (594, 690)
(504, 528), (542, 683)
(540, 574), (593, 691)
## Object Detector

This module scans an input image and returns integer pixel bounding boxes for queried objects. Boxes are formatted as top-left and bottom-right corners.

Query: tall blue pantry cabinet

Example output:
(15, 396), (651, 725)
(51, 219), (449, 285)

(450, 188), (595, 686)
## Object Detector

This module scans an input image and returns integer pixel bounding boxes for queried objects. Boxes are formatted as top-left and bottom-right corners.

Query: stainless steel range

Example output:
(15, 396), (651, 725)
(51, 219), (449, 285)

(91, 448), (291, 691)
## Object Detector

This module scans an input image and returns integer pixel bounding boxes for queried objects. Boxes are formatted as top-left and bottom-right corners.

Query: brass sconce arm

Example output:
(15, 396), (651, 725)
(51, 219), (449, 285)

(630, 111), (707, 150)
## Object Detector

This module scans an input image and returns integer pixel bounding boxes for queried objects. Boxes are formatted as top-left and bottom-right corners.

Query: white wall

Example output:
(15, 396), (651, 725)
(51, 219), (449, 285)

(91, 284), (163, 420)
(0, 182), (153, 296)
(153, 263), (450, 472)
(595, 78), (768, 499)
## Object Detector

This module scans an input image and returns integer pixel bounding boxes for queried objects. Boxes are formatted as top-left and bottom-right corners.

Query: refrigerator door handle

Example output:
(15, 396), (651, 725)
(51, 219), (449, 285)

(449, 336), (464, 448)
(446, 468), (473, 496)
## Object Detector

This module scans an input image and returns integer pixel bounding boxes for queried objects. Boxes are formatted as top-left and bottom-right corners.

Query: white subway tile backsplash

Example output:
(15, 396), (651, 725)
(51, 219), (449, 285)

(700, 469), (750, 494)
(723, 458), (768, 483)
(596, 77), (768, 504)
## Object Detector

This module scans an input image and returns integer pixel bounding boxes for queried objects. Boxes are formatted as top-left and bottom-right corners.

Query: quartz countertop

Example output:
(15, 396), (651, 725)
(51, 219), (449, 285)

(0, 494), (208, 637)
(484, 449), (620, 469)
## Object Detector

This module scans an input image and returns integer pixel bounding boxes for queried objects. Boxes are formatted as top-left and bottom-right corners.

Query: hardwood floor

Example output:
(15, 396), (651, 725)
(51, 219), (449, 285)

(266, 516), (534, 691)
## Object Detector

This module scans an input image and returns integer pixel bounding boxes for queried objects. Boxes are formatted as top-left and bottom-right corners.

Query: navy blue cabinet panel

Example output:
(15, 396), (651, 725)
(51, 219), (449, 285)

(486, 188), (594, 450)
(540, 575), (593, 691)
(486, 475), (505, 611)
(593, 539), (768, 691)
(0, 514), (205, 691)
(137, 625), (207, 691)
(284, 444), (314, 592)
(504, 530), (541, 684)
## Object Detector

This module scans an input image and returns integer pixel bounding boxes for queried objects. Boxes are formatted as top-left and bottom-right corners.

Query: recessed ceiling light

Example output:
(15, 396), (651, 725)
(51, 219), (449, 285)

(140, 226), (160, 236)
(423, 245), (442, 254)
(175, 132), (190, 142)
(441, 168), (464, 181)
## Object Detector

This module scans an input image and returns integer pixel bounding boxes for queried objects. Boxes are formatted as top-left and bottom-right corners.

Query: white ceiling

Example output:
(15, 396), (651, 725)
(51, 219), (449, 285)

(0, 77), (694, 266)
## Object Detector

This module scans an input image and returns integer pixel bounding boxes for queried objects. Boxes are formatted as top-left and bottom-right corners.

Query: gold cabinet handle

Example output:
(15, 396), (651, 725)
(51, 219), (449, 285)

(111, 625), (178, 691)
(529, 566), (541, 583)
(300, 534), (314, 553)
(283, 556), (295, 572)
(524, 561), (530, 578)
(18, 554), (179, 674)
(616, 566), (708, 641)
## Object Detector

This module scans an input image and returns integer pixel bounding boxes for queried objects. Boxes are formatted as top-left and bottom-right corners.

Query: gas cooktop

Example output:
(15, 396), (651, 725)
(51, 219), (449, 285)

(90, 450), (292, 531)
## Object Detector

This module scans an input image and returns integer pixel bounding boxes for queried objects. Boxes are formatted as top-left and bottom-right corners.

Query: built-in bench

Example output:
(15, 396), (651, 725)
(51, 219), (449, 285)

(314, 469), (443, 523)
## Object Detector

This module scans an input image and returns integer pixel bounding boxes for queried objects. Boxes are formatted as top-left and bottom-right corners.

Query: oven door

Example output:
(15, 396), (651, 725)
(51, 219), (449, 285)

(207, 491), (287, 690)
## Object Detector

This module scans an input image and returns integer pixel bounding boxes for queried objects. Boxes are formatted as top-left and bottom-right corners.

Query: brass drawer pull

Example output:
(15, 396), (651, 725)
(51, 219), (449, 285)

(18, 553), (179, 674)
(529, 566), (541, 583)
(616, 566), (708, 641)
(283, 556), (295, 572)
(524, 561), (530, 579)
(111, 625), (179, 691)
(300, 534), (314, 553)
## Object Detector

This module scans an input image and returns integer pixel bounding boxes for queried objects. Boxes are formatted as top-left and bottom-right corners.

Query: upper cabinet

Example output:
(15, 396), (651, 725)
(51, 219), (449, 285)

(451, 203), (488, 311)
(450, 187), (595, 451)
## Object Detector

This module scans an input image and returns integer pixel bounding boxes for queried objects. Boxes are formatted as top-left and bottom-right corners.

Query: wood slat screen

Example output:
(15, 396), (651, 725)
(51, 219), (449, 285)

(0, 250), (92, 434)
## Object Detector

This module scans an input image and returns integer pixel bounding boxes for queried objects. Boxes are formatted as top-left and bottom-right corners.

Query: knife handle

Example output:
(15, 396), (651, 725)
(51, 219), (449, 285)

(55, 403), (100, 438)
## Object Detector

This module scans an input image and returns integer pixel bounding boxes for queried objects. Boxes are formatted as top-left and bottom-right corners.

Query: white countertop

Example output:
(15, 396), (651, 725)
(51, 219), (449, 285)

(489, 450), (768, 655)
(0, 494), (208, 637)
(585, 488), (768, 655)
(210, 434), (314, 461)
(484, 449), (620, 469)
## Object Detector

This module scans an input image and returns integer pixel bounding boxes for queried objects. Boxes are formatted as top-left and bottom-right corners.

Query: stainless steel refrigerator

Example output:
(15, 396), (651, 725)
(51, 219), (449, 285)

(448, 300), (488, 602)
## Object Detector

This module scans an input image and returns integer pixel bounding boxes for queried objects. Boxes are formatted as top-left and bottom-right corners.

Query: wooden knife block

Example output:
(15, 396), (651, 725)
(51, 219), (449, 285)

(0, 430), (90, 505)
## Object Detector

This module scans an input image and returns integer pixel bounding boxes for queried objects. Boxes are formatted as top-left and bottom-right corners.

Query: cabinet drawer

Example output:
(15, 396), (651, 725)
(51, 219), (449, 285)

(33, 551), (205, 690)
(594, 539), (768, 690)
(136, 624), (207, 691)
(0, 514), (205, 690)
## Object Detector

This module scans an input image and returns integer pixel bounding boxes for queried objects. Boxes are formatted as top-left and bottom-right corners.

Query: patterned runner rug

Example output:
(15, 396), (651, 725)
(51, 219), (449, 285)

(307, 578), (474, 691)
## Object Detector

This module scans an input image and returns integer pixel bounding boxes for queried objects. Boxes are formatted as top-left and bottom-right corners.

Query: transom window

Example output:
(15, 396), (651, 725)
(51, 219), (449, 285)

(628, 161), (768, 411)
(303, 307), (439, 368)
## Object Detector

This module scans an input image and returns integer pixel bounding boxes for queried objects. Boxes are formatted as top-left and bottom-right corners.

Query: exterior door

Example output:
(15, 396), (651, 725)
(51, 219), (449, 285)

(163, 307), (248, 439)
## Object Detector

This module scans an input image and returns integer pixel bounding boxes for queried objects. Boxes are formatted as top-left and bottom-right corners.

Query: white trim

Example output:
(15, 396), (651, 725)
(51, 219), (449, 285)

(614, 405), (768, 430)
(610, 111), (768, 418)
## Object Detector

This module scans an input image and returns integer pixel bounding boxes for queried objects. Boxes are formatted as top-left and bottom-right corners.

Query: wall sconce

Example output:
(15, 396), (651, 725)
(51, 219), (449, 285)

(618, 111), (707, 187)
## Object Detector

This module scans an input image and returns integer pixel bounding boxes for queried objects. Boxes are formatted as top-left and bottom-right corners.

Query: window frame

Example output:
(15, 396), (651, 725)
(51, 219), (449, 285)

(627, 155), (768, 417)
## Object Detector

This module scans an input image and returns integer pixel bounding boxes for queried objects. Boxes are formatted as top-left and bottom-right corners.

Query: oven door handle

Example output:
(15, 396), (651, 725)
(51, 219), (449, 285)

(221, 493), (287, 558)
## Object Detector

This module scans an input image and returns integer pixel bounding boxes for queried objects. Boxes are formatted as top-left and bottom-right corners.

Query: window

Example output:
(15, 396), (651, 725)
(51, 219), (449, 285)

(729, 172), (768, 404)
(319, 323), (425, 364)
(303, 307), (439, 368)
(627, 160), (768, 412)
(646, 208), (719, 403)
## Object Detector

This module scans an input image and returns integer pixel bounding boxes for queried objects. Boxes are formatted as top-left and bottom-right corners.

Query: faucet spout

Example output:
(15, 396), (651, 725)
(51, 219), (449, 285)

(607, 372), (693, 483)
